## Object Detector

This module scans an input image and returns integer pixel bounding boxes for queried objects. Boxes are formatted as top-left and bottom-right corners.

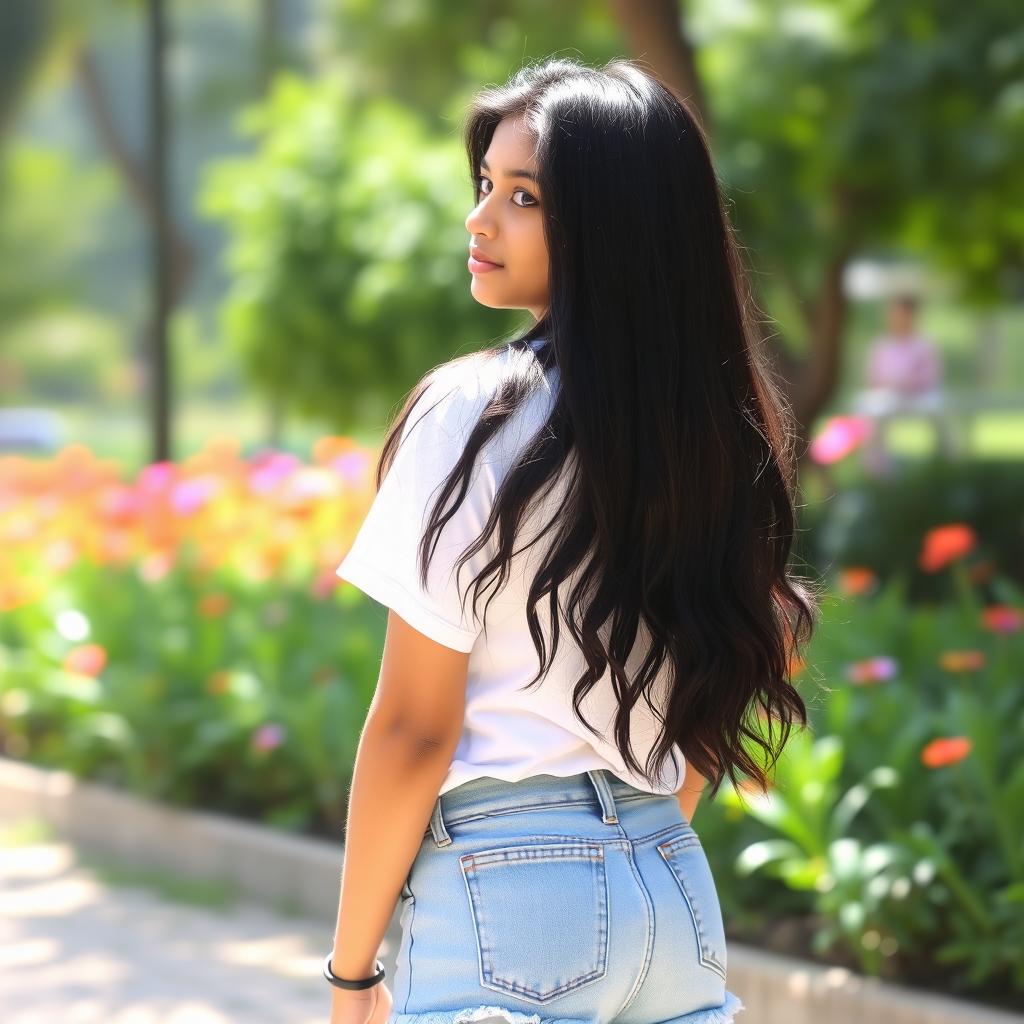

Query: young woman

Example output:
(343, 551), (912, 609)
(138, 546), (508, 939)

(325, 56), (819, 1024)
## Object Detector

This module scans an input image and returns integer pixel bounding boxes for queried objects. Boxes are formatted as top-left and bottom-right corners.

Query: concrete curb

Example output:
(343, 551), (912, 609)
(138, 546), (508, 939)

(0, 754), (343, 922)
(1, 755), (1019, 1024)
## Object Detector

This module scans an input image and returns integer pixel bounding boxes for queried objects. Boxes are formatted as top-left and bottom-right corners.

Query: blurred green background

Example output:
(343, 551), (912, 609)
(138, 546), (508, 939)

(1, 0), (1022, 1012)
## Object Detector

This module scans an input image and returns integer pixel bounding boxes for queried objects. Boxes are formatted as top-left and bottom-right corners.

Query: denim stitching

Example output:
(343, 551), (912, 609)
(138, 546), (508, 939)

(402, 894), (416, 1013)
(432, 821), (693, 853)
(631, 820), (698, 849)
(608, 839), (656, 1020)
(658, 836), (728, 981)
(460, 843), (609, 1002)
(427, 799), (682, 843)
(431, 792), (654, 833)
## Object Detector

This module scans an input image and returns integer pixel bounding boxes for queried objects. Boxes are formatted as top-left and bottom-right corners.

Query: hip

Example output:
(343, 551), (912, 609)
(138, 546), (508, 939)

(388, 769), (745, 1024)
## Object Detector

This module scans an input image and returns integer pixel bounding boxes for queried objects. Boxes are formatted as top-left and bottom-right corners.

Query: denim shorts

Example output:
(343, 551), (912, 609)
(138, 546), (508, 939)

(388, 769), (746, 1024)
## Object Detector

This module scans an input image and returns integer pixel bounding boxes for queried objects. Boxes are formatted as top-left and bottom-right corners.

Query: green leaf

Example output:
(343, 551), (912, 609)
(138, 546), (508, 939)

(734, 839), (804, 876)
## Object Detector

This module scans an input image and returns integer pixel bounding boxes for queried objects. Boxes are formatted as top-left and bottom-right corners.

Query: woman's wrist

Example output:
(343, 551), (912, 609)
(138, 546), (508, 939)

(330, 953), (379, 979)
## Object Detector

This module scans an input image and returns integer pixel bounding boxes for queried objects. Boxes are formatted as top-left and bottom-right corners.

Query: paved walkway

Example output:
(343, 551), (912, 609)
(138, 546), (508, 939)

(0, 815), (398, 1023)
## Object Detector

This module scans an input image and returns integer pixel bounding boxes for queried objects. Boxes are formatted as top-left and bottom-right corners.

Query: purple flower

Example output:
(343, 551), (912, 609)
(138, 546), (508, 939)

(171, 476), (221, 516)
(252, 722), (286, 752)
(332, 451), (372, 486)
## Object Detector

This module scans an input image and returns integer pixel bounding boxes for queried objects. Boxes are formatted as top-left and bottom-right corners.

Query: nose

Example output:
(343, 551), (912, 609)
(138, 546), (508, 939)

(465, 192), (494, 237)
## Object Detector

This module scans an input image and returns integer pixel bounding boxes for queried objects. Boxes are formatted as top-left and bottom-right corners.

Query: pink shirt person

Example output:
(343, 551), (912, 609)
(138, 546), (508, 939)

(865, 331), (942, 395)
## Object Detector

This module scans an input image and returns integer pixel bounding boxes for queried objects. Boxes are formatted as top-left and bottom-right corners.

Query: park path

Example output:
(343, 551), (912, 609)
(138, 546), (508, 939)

(0, 814), (400, 1023)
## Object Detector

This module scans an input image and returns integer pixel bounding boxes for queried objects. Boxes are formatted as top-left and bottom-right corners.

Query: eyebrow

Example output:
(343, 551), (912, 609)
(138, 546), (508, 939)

(479, 156), (539, 183)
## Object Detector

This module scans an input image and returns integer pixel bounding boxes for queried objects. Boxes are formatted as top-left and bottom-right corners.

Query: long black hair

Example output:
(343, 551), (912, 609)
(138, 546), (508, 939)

(374, 56), (821, 800)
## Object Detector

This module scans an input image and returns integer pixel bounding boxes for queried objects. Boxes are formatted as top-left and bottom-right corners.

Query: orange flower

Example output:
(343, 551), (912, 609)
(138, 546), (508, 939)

(981, 605), (1023, 634)
(921, 524), (974, 573)
(938, 650), (986, 673)
(312, 435), (357, 465)
(918, 524), (977, 573)
(205, 670), (232, 696)
(838, 566), (877, 596)
(0, 579), (43, 611)
(921, 736), (972, 768)
(198, 592), (231, 618)
(63, 643), (108, 677)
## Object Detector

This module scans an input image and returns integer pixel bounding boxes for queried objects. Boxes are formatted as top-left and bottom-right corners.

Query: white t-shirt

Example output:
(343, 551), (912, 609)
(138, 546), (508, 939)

(336, 337), (685, 797)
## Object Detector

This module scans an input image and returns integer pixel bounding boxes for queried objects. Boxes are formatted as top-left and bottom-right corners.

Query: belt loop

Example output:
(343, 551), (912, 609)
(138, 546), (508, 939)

(587, 769), (619, 825)
(429, 794), (453, 847)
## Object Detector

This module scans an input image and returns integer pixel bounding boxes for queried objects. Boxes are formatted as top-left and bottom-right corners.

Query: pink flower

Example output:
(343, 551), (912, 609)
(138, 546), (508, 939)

(980, 605), (1023, 634)
(63, 643), (108, 677)
(138, 550), (175, 583)
(248, 451), (302, 494)
(331, 451), (372, 485)
(171, 476), (220, 516)
(138, 461), (176, 493)
(100, 484), (143, 525)
(311, 566), (341, 600)
(845, 656), (898, 685)
(809, 415), (873, 464)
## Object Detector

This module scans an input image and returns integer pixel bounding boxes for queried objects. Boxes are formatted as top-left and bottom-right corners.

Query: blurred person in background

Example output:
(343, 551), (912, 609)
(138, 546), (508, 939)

(855, 294), (956, 475)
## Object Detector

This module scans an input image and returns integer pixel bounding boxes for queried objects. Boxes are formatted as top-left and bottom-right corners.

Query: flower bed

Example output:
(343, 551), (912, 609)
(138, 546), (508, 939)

(1, 444), (1022, 1011)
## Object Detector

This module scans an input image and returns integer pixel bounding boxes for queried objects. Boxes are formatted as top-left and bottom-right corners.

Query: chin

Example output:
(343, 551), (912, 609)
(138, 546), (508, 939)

(470, 286), (513, 310)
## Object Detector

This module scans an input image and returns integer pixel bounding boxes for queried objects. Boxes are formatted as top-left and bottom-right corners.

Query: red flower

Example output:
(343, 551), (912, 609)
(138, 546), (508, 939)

(921, 736), (972, 768)
(918, 524), (977, 573)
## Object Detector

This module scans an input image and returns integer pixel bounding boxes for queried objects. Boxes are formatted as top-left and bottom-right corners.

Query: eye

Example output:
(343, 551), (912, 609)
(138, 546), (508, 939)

(475, 174), (538, 208)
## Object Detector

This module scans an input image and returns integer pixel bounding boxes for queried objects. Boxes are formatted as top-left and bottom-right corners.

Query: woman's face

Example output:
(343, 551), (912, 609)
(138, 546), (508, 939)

(465, 115), (549, 322)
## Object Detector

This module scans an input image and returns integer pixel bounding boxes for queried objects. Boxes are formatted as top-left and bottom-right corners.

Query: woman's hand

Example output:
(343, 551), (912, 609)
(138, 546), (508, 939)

(329, 981), (393, 1024)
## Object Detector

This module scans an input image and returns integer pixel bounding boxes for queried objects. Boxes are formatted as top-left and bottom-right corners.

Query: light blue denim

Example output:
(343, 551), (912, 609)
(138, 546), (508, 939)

(388, 769), (746, 1024)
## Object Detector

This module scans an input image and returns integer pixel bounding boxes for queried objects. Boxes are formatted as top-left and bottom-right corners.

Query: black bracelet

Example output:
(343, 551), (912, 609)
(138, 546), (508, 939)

(323, 952), (386, 990)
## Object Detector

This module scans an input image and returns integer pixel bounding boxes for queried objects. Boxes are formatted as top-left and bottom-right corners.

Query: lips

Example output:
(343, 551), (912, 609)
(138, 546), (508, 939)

(470, 249), (502, 266)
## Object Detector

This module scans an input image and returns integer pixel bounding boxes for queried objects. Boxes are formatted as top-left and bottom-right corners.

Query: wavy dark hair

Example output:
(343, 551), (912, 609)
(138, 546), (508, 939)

(373, 56), (822, 800)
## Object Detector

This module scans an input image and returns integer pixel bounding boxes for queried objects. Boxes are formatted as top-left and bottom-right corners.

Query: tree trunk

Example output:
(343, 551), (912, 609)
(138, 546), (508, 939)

(74, 28), (194, 463)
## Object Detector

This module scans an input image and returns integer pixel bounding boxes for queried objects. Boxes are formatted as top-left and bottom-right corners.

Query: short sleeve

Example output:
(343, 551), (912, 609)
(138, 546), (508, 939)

(336, 367), (498, 652)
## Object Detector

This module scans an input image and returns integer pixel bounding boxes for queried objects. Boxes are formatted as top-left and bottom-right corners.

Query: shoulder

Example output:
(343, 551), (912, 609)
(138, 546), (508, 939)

(410, 340), (548, 437)
(403, 351), (498, 447)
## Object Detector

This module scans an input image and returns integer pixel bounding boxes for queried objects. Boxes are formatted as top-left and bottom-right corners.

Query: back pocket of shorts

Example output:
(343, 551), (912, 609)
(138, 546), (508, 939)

(656, 830), (728, 980)
(459, 841), (609, 1004)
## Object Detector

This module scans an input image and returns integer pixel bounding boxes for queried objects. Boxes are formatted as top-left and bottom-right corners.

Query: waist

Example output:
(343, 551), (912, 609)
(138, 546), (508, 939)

(438, 769), (669, 824)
